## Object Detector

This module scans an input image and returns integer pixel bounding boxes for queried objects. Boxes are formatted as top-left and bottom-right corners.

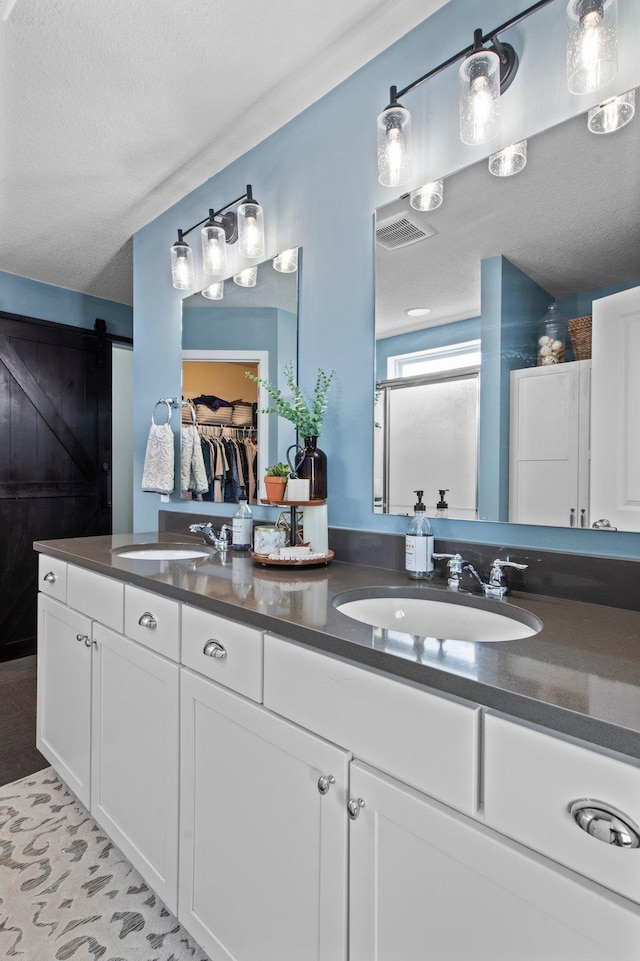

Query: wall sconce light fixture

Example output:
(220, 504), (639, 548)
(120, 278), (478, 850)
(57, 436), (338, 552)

(233, 266), (258, 288)
(273, 248), (299, 272)
(488, 139), (528, 176)
(409, 179), (444, 211)
(587, 87), (634, 133)
(170, 185), (265, 290)
(202, 281), (225, 300)
(377, 0), (622, 188)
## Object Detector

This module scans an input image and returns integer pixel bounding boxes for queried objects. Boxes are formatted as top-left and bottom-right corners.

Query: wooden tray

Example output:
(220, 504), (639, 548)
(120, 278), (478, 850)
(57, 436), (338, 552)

(251, 550), (334, 568)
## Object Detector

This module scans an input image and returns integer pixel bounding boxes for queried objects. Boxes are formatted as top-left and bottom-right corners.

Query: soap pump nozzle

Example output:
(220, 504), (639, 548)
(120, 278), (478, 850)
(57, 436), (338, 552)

(436, 489), (449, 517)
(413, 490), (426, 512)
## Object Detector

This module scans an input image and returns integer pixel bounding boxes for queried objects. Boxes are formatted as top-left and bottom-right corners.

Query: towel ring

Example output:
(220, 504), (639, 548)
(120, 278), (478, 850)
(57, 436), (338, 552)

(152, 399), (172, 425)
(183, 400), (197, 426)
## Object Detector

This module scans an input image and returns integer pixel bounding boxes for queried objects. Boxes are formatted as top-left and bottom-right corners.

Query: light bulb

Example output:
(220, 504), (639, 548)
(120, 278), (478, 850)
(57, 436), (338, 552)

(273, 248), (298, 272)
(588, 89), (635, 133)
(488, 140), (527, 176)
(238, 202), (265, 258)
(377, 104), (412, 187)
(202, 281), (224, 300)
(170, 241), (195, 290)
(459, 50), (500, 145)
(201, 221), (227, 276)
(233, 266), (258, 287)
(410, 180), (443, 211)
(567, 0), (617, 95)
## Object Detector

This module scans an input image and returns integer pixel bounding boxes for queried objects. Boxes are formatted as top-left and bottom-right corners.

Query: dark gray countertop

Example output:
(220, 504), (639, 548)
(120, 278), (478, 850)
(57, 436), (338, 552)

(34, 532), (640, 760)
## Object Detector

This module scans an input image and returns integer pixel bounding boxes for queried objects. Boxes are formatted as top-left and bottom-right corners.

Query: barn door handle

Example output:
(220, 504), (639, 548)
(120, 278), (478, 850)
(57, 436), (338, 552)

(102, 462), (112, 510)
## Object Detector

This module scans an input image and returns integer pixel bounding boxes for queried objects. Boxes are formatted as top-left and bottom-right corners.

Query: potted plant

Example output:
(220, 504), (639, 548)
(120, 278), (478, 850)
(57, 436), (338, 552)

(264, 462), (290, 502)
(247, 361), (335, 499)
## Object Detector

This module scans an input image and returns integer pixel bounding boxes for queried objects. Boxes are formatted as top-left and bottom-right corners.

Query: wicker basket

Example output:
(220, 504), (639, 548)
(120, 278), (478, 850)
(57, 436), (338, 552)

(568, 314), (592, 361)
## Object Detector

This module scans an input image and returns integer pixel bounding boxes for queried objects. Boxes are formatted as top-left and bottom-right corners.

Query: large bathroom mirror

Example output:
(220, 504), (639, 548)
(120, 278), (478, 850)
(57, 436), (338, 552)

(375, 94), (640, 531)
(181, 249), (299, 505)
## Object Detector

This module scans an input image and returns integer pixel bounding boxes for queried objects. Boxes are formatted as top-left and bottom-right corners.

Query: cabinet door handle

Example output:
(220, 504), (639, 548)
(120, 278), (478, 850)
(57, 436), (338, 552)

(203, 640), (227, 659)
(44, 571), (56, 583)
(347, 797), (366, 820)
(569, 508), (575, 527)
(76, 633), (89, 644)
(569, 799), (640, 848)
(580, 508), (586, 528)
(317, 774), (336, 795)
(138, 612), (157, 630)
(84, 636), (97, 649)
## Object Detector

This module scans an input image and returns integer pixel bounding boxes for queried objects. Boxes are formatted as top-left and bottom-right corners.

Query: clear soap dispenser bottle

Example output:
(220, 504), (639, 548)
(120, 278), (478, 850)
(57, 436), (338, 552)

(436, 489), (449, 518)
(405, 490), (434, 579)
(232, 488), (253, 551)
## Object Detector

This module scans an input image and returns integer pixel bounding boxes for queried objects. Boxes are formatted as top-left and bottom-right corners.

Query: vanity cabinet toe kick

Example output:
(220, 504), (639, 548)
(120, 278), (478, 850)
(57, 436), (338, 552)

(36, 555), (640, 961)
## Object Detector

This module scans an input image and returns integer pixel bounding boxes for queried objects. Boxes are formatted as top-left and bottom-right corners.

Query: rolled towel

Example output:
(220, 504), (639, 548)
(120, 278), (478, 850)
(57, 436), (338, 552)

(142, 422), (174, 494)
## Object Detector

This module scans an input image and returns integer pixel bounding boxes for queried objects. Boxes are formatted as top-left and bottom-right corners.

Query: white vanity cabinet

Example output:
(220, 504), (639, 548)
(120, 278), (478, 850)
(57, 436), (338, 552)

(179, 667), (350, 961)
(36, 559), (181, 913)
(37, 593), (93, 806)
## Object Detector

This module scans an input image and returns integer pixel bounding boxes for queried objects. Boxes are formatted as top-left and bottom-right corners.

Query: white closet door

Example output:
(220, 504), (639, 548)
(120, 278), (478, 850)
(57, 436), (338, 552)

(591, 286), (640, 531)
(349, 760), (640, 961)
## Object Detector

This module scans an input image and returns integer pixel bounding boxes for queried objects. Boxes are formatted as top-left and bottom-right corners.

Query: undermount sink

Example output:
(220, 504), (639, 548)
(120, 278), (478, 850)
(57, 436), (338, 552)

(113, 544), (211, 561)
(333, 588), (542, 643)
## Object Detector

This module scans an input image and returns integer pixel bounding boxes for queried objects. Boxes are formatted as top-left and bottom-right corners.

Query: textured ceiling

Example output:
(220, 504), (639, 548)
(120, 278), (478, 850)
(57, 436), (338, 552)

(376, 101), (640, 338)
(0, 0), (449, 306)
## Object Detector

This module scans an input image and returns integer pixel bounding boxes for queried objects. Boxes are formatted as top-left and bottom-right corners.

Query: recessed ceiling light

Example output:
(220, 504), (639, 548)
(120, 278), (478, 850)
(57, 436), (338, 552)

(405, 307), (431, 317)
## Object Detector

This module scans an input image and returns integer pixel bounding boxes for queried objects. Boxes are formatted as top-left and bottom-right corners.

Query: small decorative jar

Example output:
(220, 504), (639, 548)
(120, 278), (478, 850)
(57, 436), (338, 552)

(537, 302), (567, 366)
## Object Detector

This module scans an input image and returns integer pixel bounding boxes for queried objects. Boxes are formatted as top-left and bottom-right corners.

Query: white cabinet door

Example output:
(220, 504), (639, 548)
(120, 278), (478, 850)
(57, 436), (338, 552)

(509, 361), (591, 527)
(349, 761), (640, 961)
(179, 668), (350, 961)
(91, 624), (180, 913)
(591, 285), (640, 531)
(37, 594), (92, 807)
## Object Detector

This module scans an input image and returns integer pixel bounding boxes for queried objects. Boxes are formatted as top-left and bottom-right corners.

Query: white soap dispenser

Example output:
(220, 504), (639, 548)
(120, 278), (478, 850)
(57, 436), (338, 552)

(232, 488), (253, 551)
(405, 489), (434, 580)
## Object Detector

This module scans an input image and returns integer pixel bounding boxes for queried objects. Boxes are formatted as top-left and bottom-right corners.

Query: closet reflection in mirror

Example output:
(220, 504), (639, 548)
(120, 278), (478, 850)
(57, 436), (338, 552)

(181, 249), (299, 505)
(375, 95), (640, 530)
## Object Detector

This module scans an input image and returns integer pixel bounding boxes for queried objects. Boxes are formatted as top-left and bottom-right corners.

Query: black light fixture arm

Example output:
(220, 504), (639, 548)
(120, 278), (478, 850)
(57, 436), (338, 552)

(390, 0), (557, 103)
(175, 185), (255, 242)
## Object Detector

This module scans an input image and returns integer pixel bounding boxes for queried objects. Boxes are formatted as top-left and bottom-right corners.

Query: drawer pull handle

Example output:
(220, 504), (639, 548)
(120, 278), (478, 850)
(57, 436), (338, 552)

(76, 633), (89, 644)
(317, 775), (336, 795)
(569, 799), (640, 849)
(348, 797), (366, 820)
(44, 571), (56, 583)
(203, 640), (227, 659)
(85, 636), (97, 649)
(138, 612), (157, 630)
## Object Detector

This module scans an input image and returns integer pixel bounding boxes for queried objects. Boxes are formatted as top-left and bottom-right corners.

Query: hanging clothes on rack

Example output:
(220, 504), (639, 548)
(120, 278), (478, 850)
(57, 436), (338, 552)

(142, 400), (174, 494)
(195, 425), (258, 503)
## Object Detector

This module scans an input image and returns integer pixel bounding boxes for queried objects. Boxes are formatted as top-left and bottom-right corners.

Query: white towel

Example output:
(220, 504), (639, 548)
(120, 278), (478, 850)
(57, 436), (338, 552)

(141, 422), (175, 494)
(181, 425), (209, 495)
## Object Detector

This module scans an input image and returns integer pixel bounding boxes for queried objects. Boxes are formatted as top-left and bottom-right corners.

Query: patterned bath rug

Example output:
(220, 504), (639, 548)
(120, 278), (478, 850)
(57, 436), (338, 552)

(0, 767), (210, 960)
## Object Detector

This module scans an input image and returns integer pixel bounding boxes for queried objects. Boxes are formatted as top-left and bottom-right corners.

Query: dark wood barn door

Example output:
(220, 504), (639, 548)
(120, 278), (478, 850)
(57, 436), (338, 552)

(0, 314), (112, 661)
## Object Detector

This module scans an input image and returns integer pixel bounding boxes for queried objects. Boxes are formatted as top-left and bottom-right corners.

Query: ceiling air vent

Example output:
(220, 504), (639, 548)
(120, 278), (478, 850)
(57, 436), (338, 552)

(376, 213), (436, 250)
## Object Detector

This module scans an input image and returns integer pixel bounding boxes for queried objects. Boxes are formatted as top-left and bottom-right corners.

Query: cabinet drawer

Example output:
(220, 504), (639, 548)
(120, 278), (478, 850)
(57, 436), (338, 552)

(38, 554), (67, 602)
(264, 634), (481, 815)
(181, 606), (264, 702)
(125, 585), (181, 661)
(484, 713), (640, 904)
(67, 564), (124, 633)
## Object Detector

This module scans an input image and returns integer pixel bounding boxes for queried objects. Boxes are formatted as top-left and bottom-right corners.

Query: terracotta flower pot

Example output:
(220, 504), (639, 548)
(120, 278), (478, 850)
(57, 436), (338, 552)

(264, 476), (287, 502)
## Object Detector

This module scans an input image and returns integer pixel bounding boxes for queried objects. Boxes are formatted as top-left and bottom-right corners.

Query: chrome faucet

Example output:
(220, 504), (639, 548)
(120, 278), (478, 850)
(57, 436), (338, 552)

(432, 553), (465, 590)
(459, 558), (528, 598)
(189, 523), (231, 551)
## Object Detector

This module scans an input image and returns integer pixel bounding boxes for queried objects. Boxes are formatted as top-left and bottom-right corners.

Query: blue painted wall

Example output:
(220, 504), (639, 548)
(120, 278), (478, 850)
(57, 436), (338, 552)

(0, 270), (133, 338)
(133, 0), (640, 558)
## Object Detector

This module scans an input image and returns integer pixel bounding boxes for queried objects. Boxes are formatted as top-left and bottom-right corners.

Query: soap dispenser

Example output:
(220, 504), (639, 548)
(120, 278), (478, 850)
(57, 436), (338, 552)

(405, 490), (434, 580)
(436, 489), (449, 518)
(232, 488), (253, 550)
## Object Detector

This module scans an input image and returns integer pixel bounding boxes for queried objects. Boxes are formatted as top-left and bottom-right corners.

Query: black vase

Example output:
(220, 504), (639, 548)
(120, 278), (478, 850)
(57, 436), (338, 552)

(295, 436), (327, 500)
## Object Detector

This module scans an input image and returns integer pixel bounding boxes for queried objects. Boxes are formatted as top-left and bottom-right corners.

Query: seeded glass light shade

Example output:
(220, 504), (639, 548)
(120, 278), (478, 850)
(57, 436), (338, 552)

(202, 281), (224, 300)
(233, 266), (258, 287)
(410, 179), (444, 211)
(201, 221), (228, 276)
(567, 0), (617, 95)
(459, 49), (501, 145)
(170, 241), (195, 290)
(488, 140), (527, 176)
(237, 202), (265, 258)
(377, 104), (412, 186)
(273, 247), (298, 272)
(588, 88), (635, 133)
